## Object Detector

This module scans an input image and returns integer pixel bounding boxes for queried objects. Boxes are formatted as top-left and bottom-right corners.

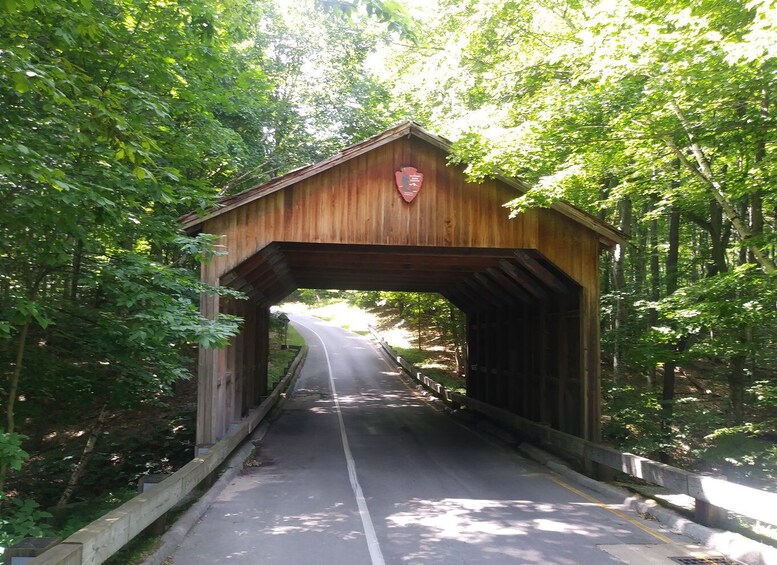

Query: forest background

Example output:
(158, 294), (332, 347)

(1, 0), (776, 551)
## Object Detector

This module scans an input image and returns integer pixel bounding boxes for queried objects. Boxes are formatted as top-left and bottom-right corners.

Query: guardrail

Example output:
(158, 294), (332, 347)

(368, 326), (777, 532)
(29, 345), (308, 565)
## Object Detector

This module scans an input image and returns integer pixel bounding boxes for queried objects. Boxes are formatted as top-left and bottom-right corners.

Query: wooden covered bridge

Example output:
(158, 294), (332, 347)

(180, 122), (625, 451)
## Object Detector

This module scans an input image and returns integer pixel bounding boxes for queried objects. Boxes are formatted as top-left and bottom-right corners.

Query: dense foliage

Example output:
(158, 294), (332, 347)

(379, 0), (777, 484)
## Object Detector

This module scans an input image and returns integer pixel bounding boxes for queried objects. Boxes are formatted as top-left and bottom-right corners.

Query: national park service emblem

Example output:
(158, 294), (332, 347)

(395, 166), (423, 203)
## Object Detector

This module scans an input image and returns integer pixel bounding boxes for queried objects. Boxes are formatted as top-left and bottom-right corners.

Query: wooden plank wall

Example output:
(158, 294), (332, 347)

(196, 296), (270, 448)
(197, 135), (604, 443)
(466, 292), (583, 437)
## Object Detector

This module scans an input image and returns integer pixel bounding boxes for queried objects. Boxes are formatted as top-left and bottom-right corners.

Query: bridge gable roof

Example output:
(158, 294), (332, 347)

(180, 121), (625, 248)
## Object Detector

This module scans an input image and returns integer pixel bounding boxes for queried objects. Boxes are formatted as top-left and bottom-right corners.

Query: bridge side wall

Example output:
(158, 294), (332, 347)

(196, 291), (269, 448)
(466, 290), (587, 438)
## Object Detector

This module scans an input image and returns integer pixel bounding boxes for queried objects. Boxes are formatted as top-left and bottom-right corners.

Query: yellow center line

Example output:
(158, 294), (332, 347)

(547, 475), (676, 544)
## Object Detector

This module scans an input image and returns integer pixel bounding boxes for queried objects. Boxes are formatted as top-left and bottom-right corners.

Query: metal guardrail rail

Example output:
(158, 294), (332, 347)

(28, 346), (308, 565)
(368, 326), (777, 532)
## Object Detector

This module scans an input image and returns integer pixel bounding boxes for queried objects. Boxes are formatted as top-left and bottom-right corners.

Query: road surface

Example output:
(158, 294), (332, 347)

(171, 314), (719, 564)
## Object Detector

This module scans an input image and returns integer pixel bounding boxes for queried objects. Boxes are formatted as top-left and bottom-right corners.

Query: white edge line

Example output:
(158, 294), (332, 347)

(302, 322), (386, 565)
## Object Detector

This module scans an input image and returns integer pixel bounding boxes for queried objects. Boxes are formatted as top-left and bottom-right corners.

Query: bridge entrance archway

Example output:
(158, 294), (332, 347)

(181, 122), (625, 448)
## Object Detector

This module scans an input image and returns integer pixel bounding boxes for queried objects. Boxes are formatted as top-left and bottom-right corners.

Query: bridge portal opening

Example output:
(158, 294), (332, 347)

(212, 242), (583, 442)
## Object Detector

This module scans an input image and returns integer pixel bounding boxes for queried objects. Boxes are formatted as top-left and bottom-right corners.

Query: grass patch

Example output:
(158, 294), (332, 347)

(268, 325), (306, 389)
(268, 349), (297, 388)
(393, 346), (465, 394)
(286, 325), (305, 347)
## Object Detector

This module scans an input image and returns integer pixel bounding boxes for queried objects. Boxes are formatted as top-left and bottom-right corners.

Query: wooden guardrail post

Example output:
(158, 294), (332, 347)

(694, 499), (728, 529)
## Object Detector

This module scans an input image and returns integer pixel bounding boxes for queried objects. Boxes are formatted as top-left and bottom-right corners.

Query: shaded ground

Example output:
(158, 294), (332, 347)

(171, 313), (697, 565)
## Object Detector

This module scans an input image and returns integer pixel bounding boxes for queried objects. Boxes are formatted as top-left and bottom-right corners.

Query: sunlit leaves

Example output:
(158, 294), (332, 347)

(647, 265), (777, 359)
(0, 0), (265, 444)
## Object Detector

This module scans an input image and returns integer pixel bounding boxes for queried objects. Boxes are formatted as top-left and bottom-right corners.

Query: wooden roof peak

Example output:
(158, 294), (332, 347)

(179, 120), (626, 247)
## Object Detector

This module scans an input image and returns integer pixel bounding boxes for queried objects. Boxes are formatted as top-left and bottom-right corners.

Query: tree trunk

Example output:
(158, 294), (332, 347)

(69, 239), (84, 301)
(707, 200), (729, 276)
(416, 295), (422, 350)
(4, 320), (29, 436)
(728, 354), (747, 426)
(0, 318), (31, 492)
(648, 197), (661, 387)
(57, 403), (110, 507)
(612, 196), (632, 381)
(749, 88), (767, 263)
(634, 201), (648, 297)
(659, 203), (681, 464)
(448, 303), (466, 376)
(665, 99), (776, 274)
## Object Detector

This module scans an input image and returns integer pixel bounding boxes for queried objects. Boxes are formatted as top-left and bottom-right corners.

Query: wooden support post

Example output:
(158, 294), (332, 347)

(694, 499), (728, 529)
(242, 304), (256, 412)
(538, 303), (548, 425)
(694, 474), (729, 528)
(196, 287), (220, 450)
(233, 300), (245, 421)
(507, 316), (519, 414)
(217, 340), (228, 440)
(222, 299), (235, 437)
(581, 281), (600, 442)
(500, 321), (508, 410)
(484, 315), (493, 405)
(256, 306), (270, 398)
(557, 296), (569, 433)
(521, 308), (530, 420)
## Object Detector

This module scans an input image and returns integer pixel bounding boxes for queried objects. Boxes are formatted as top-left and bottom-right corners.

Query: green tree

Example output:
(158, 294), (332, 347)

(0, 0), (255, 503)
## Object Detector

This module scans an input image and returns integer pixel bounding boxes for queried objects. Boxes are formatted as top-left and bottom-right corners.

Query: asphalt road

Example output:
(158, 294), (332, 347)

(170, 314), (707, 564)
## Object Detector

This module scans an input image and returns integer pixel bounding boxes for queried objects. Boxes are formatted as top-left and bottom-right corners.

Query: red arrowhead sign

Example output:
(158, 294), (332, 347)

(394, 167), (423, 203)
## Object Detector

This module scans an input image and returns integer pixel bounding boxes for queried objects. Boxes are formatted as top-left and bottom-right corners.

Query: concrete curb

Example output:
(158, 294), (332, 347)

(518, 443), (777, 565)
(142, 346), (308, 565)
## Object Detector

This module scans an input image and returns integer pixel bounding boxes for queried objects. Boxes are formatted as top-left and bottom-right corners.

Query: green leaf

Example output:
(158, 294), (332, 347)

(12, 72), (30, 93)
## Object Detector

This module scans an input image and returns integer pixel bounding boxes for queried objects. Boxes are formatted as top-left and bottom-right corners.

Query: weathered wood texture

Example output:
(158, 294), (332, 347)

(195, 297), (269, 447)
(191, 127), (617, 444)
(200, 137), (602, 284)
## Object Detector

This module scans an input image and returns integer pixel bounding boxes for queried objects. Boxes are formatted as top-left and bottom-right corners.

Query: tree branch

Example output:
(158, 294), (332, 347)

(663, 99), (776, 274)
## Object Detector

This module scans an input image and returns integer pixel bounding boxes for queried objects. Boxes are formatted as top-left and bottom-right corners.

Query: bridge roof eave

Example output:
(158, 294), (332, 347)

(179, 122), (626, 248)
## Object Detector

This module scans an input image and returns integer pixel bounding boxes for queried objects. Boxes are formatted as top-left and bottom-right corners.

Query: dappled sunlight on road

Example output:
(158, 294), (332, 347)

(263, 502), (362, 540)
(384, 497), (639, 563)
(387, 498), (530, 541)
(386, 497), (626, 541)
(289, 385), (428, 415)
